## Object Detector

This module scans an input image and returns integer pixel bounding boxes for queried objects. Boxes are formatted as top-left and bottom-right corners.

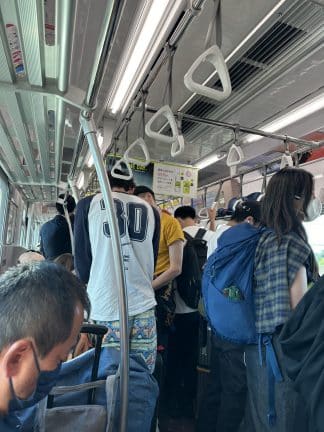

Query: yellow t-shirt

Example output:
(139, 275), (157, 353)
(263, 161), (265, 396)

(155, 210), (184, 276)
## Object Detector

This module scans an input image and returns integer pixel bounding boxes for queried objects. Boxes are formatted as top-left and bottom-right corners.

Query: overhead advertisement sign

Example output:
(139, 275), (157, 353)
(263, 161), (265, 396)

(153, 162), (198, 198)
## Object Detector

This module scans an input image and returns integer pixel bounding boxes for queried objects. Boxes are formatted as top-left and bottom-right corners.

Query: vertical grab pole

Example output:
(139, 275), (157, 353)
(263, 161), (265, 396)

(80, 113), (129, 432)
(68, 178), (79, 204)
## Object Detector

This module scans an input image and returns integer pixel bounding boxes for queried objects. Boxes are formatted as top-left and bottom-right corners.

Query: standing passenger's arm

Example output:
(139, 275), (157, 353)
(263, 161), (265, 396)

(152, 207), (161, 270)
(290, 265), (307, 309)
(207, 206), (217, 232)
(152, 240), (184, 290)
(74, 196), (93, 284)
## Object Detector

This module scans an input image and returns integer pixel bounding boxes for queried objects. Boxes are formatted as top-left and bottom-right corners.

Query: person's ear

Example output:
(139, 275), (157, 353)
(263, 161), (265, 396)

(2, 340), (32, 378)
(245, 216), (253, 224)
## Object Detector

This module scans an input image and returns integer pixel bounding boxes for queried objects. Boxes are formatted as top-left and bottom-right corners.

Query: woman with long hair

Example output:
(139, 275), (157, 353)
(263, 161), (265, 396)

(245, 167), (319, 432)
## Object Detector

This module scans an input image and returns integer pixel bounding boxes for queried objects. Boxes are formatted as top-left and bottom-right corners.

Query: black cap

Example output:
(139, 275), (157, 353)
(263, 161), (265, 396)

(133, 185), (155, 199)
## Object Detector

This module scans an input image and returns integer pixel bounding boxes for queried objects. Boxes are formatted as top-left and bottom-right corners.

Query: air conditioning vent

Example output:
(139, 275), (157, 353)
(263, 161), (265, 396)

(241, 150), (283, 168)
(244, 22), (305, 65)
(213, 61), (260, 92)
(182, 99), (216, 133)
(182, 0), (319, 138)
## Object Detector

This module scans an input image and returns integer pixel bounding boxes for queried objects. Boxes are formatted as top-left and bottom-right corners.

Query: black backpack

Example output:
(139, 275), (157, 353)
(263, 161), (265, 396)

(176, 228), (207, 309)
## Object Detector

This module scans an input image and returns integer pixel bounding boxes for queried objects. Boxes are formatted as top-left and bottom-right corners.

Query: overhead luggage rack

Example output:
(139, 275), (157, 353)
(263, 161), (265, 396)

(0, 0), (117, 202)
(0, 0), (76, 201)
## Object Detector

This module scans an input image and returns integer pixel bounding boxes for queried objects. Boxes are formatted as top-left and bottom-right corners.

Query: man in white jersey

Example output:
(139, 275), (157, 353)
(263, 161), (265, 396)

(74, 170), (160, 373)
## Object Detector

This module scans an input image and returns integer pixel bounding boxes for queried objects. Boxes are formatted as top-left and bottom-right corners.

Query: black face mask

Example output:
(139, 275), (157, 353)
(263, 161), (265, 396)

(8, 344), (62, 412)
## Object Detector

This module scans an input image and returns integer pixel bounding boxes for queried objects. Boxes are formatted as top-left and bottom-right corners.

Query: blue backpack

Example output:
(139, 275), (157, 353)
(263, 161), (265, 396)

(202, 222), (283, 426)
(202, 222), (262, 344)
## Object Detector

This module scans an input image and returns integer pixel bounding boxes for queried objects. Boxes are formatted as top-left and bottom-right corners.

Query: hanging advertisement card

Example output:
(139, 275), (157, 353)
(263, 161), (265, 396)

(153, 162), (198, 198)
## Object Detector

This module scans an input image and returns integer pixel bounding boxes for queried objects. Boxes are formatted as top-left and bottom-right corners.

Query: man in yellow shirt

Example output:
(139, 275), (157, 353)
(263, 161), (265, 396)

(133, 186), (184, 352)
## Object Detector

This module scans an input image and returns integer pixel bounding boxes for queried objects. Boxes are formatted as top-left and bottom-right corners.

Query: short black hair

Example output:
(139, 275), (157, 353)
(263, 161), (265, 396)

(174, 206), (196, 220)
(56, 194), (76, 214)
(232, 200), (261, 223)
(0, 262), (90, 358)
(108, 169), (135, 191)
(133, 185), (155, 199)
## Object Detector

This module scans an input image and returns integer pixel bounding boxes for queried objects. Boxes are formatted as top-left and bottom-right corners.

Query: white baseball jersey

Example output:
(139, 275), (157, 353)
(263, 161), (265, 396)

(74, 192), (159, 321)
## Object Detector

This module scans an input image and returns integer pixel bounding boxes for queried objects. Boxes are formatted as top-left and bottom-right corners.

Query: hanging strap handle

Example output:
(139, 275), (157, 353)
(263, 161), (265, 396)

(239, 174), (244, 198)
(145, 105), (185, 157)
(124, 137), (150, 167)
(261, 167), (267, 194)
(111, 158), (133, 180)
(57, 192), (74, 256)
(185, 0), (231, 102)
(141, 91), (147, 139)
(205, 0), (222, 49)
(184, 45), (231, 102)
(280, 136), (294, 169)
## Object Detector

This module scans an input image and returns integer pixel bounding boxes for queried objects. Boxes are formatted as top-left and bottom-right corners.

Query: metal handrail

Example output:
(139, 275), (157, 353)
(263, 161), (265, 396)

(71, 2), (128, 431)
(80, 115), (129, 432)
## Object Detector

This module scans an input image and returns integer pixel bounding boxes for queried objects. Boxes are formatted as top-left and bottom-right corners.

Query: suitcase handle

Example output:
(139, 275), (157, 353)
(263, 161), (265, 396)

(81, 323), (108, 336)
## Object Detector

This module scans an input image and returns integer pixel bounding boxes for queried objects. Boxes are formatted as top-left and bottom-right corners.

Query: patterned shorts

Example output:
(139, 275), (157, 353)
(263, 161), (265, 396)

(95, 308), (157, 374)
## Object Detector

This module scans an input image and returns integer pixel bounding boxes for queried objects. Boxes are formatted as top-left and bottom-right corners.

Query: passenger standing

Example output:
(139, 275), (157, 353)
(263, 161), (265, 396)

(165, 205), (217, 418)
(74, 172), (160, 373)
(133, 186), (184, 356)
(40, 194), (76, 260)
(196, 198), (261, 432)
(245, 167), (319, 432)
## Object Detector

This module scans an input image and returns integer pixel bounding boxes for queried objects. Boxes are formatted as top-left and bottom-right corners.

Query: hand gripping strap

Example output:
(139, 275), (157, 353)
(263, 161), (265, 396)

(124, 138), (150, 167)
(184, 45), (231, 102)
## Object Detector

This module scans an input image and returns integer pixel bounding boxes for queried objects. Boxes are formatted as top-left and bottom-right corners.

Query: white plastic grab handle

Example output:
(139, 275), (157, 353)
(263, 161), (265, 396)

(124, 138), (150, 167)
(226, 143), (244, 167)
(111, 158), (133, 180)
(145, 105), (185, 158)
(171, 134), (185, 157)
(145, 105), (177, 144)
(184, 45), (232, 102)
(280, 152), (294, 169)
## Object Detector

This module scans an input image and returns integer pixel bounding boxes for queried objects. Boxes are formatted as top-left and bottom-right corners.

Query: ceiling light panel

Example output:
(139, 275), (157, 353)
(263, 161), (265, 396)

(108, 0), (184, 114)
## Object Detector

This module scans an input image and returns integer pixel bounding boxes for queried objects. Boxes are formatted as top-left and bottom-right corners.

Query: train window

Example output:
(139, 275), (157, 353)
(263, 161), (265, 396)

(304, 216), (324, 276)
(0, 171), (8, 249)
(6, 200), (18, 245)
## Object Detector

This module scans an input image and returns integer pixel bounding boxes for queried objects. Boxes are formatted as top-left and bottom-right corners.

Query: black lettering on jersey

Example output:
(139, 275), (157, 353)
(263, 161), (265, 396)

(103, 199), (148, 242)
(127, 202), (148, 242)
(100, 199), (106, 210)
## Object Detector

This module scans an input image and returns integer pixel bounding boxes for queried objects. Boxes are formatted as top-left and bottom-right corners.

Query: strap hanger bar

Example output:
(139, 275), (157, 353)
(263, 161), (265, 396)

(141, 107), (318, 149)
(198, 147), (304, 191)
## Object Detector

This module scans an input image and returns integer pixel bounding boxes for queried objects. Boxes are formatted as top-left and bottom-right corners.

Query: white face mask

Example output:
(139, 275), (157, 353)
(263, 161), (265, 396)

(305, 197), (322, 222)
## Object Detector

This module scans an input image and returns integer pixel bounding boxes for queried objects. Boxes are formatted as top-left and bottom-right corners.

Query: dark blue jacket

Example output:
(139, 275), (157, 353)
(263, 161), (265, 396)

(40, 214), (74, 260)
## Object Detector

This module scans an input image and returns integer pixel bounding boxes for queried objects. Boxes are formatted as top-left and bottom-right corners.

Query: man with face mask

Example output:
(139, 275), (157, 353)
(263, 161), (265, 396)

(0, 261), (90, 430)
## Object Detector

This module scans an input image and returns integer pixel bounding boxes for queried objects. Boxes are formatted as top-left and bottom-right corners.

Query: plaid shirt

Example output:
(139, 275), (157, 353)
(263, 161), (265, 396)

(254, 230), (312, 334)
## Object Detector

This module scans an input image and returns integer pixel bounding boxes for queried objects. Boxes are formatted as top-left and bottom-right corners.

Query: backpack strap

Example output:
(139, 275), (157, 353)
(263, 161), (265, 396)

(194, 228), (206, 240)
(184, 231), (194, 241)
(258, 334), (284, 427)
